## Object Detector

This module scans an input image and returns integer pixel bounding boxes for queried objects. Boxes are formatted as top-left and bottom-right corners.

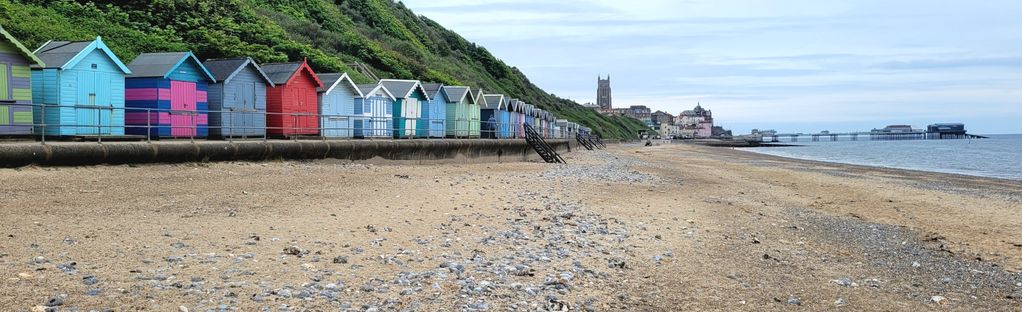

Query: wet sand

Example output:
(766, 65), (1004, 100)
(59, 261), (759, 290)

(1, 143), (1020, 311)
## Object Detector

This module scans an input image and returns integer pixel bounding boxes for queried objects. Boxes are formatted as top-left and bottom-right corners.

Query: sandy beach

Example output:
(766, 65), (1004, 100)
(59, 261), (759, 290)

(1, 143), (1020, 311)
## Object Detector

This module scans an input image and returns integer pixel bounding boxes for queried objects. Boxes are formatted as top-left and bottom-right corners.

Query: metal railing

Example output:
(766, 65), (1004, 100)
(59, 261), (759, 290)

(0, 102), (580, 145)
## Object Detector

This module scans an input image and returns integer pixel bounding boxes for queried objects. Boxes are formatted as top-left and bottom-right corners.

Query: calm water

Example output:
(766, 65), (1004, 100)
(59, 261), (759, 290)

(744, 134), (1022, 181)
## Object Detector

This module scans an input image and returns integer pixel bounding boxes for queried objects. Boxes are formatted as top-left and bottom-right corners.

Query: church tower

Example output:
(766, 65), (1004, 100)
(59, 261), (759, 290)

(597, 75), (612, 110)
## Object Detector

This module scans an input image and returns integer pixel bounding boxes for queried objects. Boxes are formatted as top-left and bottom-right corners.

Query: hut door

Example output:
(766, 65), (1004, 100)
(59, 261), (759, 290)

(94, 74), (113, 134)
(232, 82), (255, 133)
(76, 73), (97, 134)
(170, 81), (197, 137)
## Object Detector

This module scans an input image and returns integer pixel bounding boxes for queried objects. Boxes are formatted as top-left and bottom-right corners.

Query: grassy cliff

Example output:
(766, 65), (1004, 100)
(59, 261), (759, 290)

(0, 0), (648, 139)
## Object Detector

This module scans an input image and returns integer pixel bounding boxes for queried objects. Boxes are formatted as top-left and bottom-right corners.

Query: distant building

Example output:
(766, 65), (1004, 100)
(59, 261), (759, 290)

(581, 102), (600, 110)
(597, 75), (612, 110)
(872, 125), (916, 133)
(651, 110), (674, 126)
(620, 105), (652, 126)
(927, 123), (967, 139)
(678, 103), (714, 138)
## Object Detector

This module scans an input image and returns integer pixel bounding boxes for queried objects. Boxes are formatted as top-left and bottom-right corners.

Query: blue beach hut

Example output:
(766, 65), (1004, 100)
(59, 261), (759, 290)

(420, 83), (448, 138)
(481, 94), (510, 139)
(31, 37), (130, 136)
(354, 83), (395, 138)
(317, 73), (361, 138)
(202, 57), (273, 138)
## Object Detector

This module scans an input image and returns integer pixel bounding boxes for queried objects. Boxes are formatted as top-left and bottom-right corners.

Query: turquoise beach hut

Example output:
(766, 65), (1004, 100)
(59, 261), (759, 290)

(31, 37), (130, 136)
(379, 79), (427, 139)
(467, 87), (481, 138)
(440, 85), (472, 138)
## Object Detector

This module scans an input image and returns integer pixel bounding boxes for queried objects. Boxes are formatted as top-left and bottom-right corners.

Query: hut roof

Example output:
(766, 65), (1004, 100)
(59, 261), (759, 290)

(32, 37), (129, 73)
(202, 57), (273, 86)
(317, 72), (362, 97)
(261, 60), (323, 88)
(420, 83), (444, 100)
(127, 52), (214, 81)
(441, 86), (472, 104)
(0, 26), (44, 66)
(481, 94), (506, 110)
(379, 79), (429, 101)
(356, 83), (396, 101)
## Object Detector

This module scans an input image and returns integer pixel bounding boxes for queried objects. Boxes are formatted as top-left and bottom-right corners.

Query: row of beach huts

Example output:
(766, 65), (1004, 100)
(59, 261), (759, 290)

(0, 31), (592, 140)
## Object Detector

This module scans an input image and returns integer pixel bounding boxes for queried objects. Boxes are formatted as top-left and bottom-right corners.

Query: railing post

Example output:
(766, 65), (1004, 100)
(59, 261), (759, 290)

(96, 106), (102, 144)
(229, 109), (234, 143)
(146, 108), (152, 143)
(190, 111), (195, 143)
(40, 103), (46, 145)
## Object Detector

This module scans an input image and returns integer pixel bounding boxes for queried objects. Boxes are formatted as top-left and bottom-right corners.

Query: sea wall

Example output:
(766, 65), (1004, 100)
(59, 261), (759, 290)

(0, 139), (575, 167)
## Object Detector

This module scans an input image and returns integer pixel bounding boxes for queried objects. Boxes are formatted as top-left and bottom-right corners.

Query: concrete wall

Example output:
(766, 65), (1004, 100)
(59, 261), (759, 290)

(0, 139), (574, 167)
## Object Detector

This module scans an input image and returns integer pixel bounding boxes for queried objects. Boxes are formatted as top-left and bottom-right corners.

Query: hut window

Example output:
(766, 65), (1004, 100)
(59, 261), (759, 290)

(91, 64), (98, 69)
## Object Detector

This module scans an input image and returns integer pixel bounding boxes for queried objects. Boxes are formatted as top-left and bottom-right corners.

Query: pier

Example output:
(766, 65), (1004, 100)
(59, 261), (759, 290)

(753, 123), (987, 143)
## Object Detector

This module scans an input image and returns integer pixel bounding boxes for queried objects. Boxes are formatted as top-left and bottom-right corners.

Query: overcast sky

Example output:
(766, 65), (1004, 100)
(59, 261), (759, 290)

(401, 0), (1022, 134)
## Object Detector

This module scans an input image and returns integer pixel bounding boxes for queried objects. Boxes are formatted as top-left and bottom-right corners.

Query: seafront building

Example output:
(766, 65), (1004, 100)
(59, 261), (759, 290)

(678, 103), (714, 139)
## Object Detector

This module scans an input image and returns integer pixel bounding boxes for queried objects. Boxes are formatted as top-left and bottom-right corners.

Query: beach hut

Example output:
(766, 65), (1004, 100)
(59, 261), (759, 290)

(481, 94), (510, 139)
(467, 88), (481, 138)
(0, 27), (43, 135)
(420, 83), (447, 138)
(353, 83), (395, 138)
(262, 59), (323, 136)
(317, 72), (361, 138)
(534, 107), (543, 128)
(555, 119), (568, 139)
(202, 57), (273, 138)
(438, 85), (472, 138)
(30, 36), (129, 136)
(125, 51), (215, 138)
(524, 104), (536, 128)
(379, 79), (427, 139)
(543, 110), (551, 137)
(508, 99), (524, 138)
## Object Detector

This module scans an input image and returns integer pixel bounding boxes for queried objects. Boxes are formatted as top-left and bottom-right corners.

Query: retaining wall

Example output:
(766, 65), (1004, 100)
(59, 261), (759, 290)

(0, 139), (574, 167)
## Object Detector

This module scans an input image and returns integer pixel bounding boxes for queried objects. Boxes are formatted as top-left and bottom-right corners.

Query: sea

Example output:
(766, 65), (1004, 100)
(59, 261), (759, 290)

(743, 134), (1022, 181)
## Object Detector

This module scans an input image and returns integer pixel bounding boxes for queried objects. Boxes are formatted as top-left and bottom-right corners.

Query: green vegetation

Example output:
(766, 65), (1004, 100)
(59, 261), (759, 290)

(0, 0), (649, 139)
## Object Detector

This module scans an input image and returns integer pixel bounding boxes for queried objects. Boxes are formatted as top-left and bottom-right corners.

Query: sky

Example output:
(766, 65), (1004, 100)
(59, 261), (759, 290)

(400, 0), (1022, 134)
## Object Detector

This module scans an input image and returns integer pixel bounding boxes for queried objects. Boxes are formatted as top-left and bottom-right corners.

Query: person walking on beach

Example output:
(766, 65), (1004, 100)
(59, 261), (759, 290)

(486, 115), (497, 139)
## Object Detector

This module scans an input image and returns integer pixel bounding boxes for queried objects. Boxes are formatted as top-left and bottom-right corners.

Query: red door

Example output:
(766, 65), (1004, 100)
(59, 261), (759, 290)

(170, 81), (197, 137)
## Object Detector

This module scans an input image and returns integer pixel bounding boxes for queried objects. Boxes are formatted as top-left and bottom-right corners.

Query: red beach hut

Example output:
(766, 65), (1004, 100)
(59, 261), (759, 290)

(261, 59), (323, 136)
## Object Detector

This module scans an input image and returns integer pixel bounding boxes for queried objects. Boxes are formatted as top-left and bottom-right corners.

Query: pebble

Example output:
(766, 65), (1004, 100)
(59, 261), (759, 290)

(83, 275), (99, 285)
(45, 296), (64, 307)
(56, 262), (77, 274)
(831, 277), (857, 287)
(930, 295), (948, 305)
(787, 296), (802, 306)
(332, 256), (348, 264)
(912, 261), (921, 268)
(834, 298), (848, 307)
